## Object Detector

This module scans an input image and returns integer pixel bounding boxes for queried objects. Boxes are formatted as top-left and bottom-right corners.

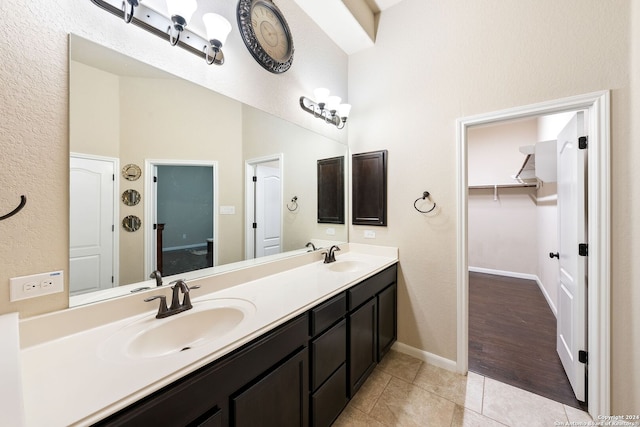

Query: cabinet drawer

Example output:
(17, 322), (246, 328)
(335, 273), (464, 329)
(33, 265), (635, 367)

(348, 264), (397, 310)
(311, 364), (347, 427)
(310, 292), (346, 336)
(310, 319), (346, 390)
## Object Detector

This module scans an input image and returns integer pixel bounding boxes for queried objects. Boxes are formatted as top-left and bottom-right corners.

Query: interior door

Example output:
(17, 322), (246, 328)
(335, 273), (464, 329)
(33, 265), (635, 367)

(69, 155), (116, 295)
(255, 163), (282, 257)
(556, 111), (588, 402)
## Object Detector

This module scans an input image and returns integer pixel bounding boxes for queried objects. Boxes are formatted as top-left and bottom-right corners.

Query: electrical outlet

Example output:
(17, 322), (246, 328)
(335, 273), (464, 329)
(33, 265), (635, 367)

(10, 271), (64, 302)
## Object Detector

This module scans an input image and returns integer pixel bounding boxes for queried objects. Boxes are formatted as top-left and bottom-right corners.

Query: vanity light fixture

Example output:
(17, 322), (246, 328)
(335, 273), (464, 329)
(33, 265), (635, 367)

(202, 13), (232, 65)
(123, 0), (138, 23)
(299, 88), (351, 129)
(166, 0), (198, 46)
(91, 0), (231, 66)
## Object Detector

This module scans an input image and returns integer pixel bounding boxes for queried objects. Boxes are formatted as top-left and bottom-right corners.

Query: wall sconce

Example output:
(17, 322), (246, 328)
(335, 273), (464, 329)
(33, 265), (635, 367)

(91, 0), (231, 66)
(300, 88), (351, 129)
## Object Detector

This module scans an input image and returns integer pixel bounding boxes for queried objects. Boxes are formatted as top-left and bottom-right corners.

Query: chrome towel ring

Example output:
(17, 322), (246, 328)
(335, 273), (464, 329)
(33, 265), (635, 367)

(414, 191), (436, 214)
(287, 196), (299, 212)
(0, 195), (27, 221)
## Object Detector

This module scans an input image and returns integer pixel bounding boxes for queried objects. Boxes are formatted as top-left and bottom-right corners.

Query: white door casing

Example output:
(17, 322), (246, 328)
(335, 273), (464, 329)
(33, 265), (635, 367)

(456, 91), (610, 417)
(69, 154), (118, 295)
(556, 112), (588, 402)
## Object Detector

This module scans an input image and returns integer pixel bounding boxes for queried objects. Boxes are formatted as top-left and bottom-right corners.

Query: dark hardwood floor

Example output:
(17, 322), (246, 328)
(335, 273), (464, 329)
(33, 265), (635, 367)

(468, 272), (587, 410)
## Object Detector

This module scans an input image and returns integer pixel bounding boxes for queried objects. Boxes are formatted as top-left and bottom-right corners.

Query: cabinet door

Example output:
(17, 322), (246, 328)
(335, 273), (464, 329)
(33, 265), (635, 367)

(377, 283), (397, 361)
(348, 298), (377, 397)
(232, 347), (309, 427)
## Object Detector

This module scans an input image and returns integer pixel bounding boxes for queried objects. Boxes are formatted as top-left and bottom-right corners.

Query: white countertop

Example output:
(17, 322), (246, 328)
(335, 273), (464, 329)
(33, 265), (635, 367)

(19, 245), (397, 426)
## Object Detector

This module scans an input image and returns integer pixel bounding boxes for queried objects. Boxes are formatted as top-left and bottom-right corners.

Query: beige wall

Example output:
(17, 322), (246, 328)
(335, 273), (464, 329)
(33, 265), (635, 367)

(0, 0), (347, 317)
(348, 0), (637, 412)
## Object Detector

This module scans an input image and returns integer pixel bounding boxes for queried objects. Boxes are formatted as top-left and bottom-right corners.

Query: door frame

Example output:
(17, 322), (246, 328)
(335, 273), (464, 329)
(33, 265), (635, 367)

(456, 91), (610, 416)
(69, 152), (120, 289)
(144, 159), (218, 277)
(244, 154), (284, 260)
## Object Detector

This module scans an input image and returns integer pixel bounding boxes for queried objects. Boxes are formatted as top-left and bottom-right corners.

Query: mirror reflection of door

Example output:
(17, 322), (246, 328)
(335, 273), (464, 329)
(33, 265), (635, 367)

(245, 156), (283, 259)
(69, 154), (118, 295)
(153, 164), (215, 277)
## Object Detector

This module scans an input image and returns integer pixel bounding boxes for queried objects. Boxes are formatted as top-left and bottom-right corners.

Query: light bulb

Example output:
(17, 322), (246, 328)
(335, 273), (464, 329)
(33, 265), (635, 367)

(203, 13), (232, 47)
(326, 96), (341, 111)
(313, 88), (330, 105)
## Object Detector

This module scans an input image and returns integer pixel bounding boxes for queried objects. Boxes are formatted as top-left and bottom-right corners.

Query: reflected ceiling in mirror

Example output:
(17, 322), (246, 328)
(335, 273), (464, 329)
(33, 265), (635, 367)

(69, 34), (348, 307)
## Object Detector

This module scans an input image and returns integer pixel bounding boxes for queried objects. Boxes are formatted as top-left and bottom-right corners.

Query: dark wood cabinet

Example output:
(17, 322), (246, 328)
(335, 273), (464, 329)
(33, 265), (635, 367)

(377, 283), (397, 361)
(347, 264), (398, 396)
(348, 297), (377, 397)
(352, 150), (387, 226)
(232, 347), (308, 427)
(317, 156), (345, 224)
(94, 264), (397, 427)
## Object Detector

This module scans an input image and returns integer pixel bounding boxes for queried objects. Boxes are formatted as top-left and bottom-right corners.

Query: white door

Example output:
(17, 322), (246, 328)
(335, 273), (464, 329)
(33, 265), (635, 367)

(255, 163), (282, 257)
(556, 112), (588, 402)
(69, 156), (116, 295)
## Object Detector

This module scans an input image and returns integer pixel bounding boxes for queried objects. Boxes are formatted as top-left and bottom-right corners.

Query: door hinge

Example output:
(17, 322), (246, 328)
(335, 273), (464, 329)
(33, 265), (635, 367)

(154, 176), (158, 183)
(252, 176), (257, 182)
(252, 222), (257, 229)
(112, 225), (115, 232)
(578, 136), (588, 149)
(578, 243), (588, 257)
(578, 350), (588, 364)
(153, 223), (157, 230)
(112, 174), (115, 181)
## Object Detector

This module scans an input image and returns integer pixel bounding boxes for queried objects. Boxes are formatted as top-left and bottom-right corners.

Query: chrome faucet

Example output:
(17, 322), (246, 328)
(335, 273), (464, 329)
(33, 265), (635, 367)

(305, 242), (317, 251)
(323, 245), (341, 263)
(144, 279), (199, 319)
(150, 270), (163, 287)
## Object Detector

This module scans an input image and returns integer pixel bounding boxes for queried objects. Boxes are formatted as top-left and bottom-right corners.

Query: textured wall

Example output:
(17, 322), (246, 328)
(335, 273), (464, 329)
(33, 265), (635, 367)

(0, 0), (347, 317)
(348, 0), (637, 413)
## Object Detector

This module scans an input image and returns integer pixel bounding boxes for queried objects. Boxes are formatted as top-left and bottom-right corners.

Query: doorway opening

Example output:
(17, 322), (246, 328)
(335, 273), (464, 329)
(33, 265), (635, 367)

(245, 155), (283, 260)
(144, 160), (218, 278)
(456, 91), (610, 418)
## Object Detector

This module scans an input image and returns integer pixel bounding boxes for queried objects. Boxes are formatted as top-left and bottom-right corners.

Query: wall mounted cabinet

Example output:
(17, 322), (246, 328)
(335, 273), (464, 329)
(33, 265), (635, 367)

(352, 150), (387, 226)
(317, 156), (345, 224)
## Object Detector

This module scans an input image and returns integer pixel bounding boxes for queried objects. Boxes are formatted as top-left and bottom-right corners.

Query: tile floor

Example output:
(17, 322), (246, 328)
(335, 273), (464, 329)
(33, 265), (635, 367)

(333, 350), (593, 427)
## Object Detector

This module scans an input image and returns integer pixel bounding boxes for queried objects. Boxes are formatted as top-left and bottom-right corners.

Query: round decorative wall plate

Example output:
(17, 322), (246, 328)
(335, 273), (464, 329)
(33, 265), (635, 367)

(121, 189), (141, 206)
(237, 0), (294, 74)
(122, 215), (141, 232)
(122, 164), (142, 181)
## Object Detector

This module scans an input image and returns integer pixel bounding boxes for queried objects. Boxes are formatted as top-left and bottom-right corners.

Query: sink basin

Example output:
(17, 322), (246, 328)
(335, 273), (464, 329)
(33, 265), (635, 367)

(100, 298), (256, 360)
(326, 260), (367, 273)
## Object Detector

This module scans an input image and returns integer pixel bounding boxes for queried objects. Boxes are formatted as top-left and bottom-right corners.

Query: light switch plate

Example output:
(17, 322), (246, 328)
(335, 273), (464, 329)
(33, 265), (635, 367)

(364, 230), (376, 239)
(325, 228), (336, 235)
(9, 270), (64, 302)
(220, 206), (236, 215)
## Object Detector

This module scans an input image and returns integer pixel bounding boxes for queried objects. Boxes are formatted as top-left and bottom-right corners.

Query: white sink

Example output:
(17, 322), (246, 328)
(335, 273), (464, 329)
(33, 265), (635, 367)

(326, 260), (367, 273)
(100, 298), (256, 360)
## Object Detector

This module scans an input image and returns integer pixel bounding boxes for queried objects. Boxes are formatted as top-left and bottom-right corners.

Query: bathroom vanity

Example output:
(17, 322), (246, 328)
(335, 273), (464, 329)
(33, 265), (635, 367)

(18, 244), (397, 426)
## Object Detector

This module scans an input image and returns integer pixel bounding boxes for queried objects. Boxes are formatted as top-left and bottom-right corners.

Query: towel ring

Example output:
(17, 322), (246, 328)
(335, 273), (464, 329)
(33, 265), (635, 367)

(287, 196), (299, 212)
(414, 191), (436, 214)
(0, 195), (27, 221)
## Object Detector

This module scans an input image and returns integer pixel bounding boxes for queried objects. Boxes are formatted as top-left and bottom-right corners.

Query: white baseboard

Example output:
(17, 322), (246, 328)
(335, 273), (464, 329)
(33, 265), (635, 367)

(468, 266), (537, 281)
(468, 266), (557, 318)
(391, 341), (458, 372)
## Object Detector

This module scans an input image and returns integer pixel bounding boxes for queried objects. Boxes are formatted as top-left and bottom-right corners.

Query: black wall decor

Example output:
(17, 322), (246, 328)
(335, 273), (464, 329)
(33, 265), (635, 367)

(317, 156), (345, 224)
(352, 150), (387, 226)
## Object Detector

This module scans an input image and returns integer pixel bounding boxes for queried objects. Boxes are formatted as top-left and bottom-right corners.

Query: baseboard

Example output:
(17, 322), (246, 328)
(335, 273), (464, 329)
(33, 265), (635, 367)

(392, 341), (458, 372)
(468, 266), (537, 281)
(535, 277), (557, 318)
(469, 266), (557, 318)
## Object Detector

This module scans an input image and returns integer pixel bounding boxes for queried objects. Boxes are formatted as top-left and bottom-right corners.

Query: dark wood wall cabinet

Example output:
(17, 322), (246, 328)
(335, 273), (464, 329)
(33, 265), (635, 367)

(317, 156), (345, 224)
(352, 150), (387, 226)
(94, 264), (397, 427)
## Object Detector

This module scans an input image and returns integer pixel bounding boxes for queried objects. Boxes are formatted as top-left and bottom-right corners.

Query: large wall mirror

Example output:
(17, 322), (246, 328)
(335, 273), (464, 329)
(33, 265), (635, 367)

(69, 35), (347, 306)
